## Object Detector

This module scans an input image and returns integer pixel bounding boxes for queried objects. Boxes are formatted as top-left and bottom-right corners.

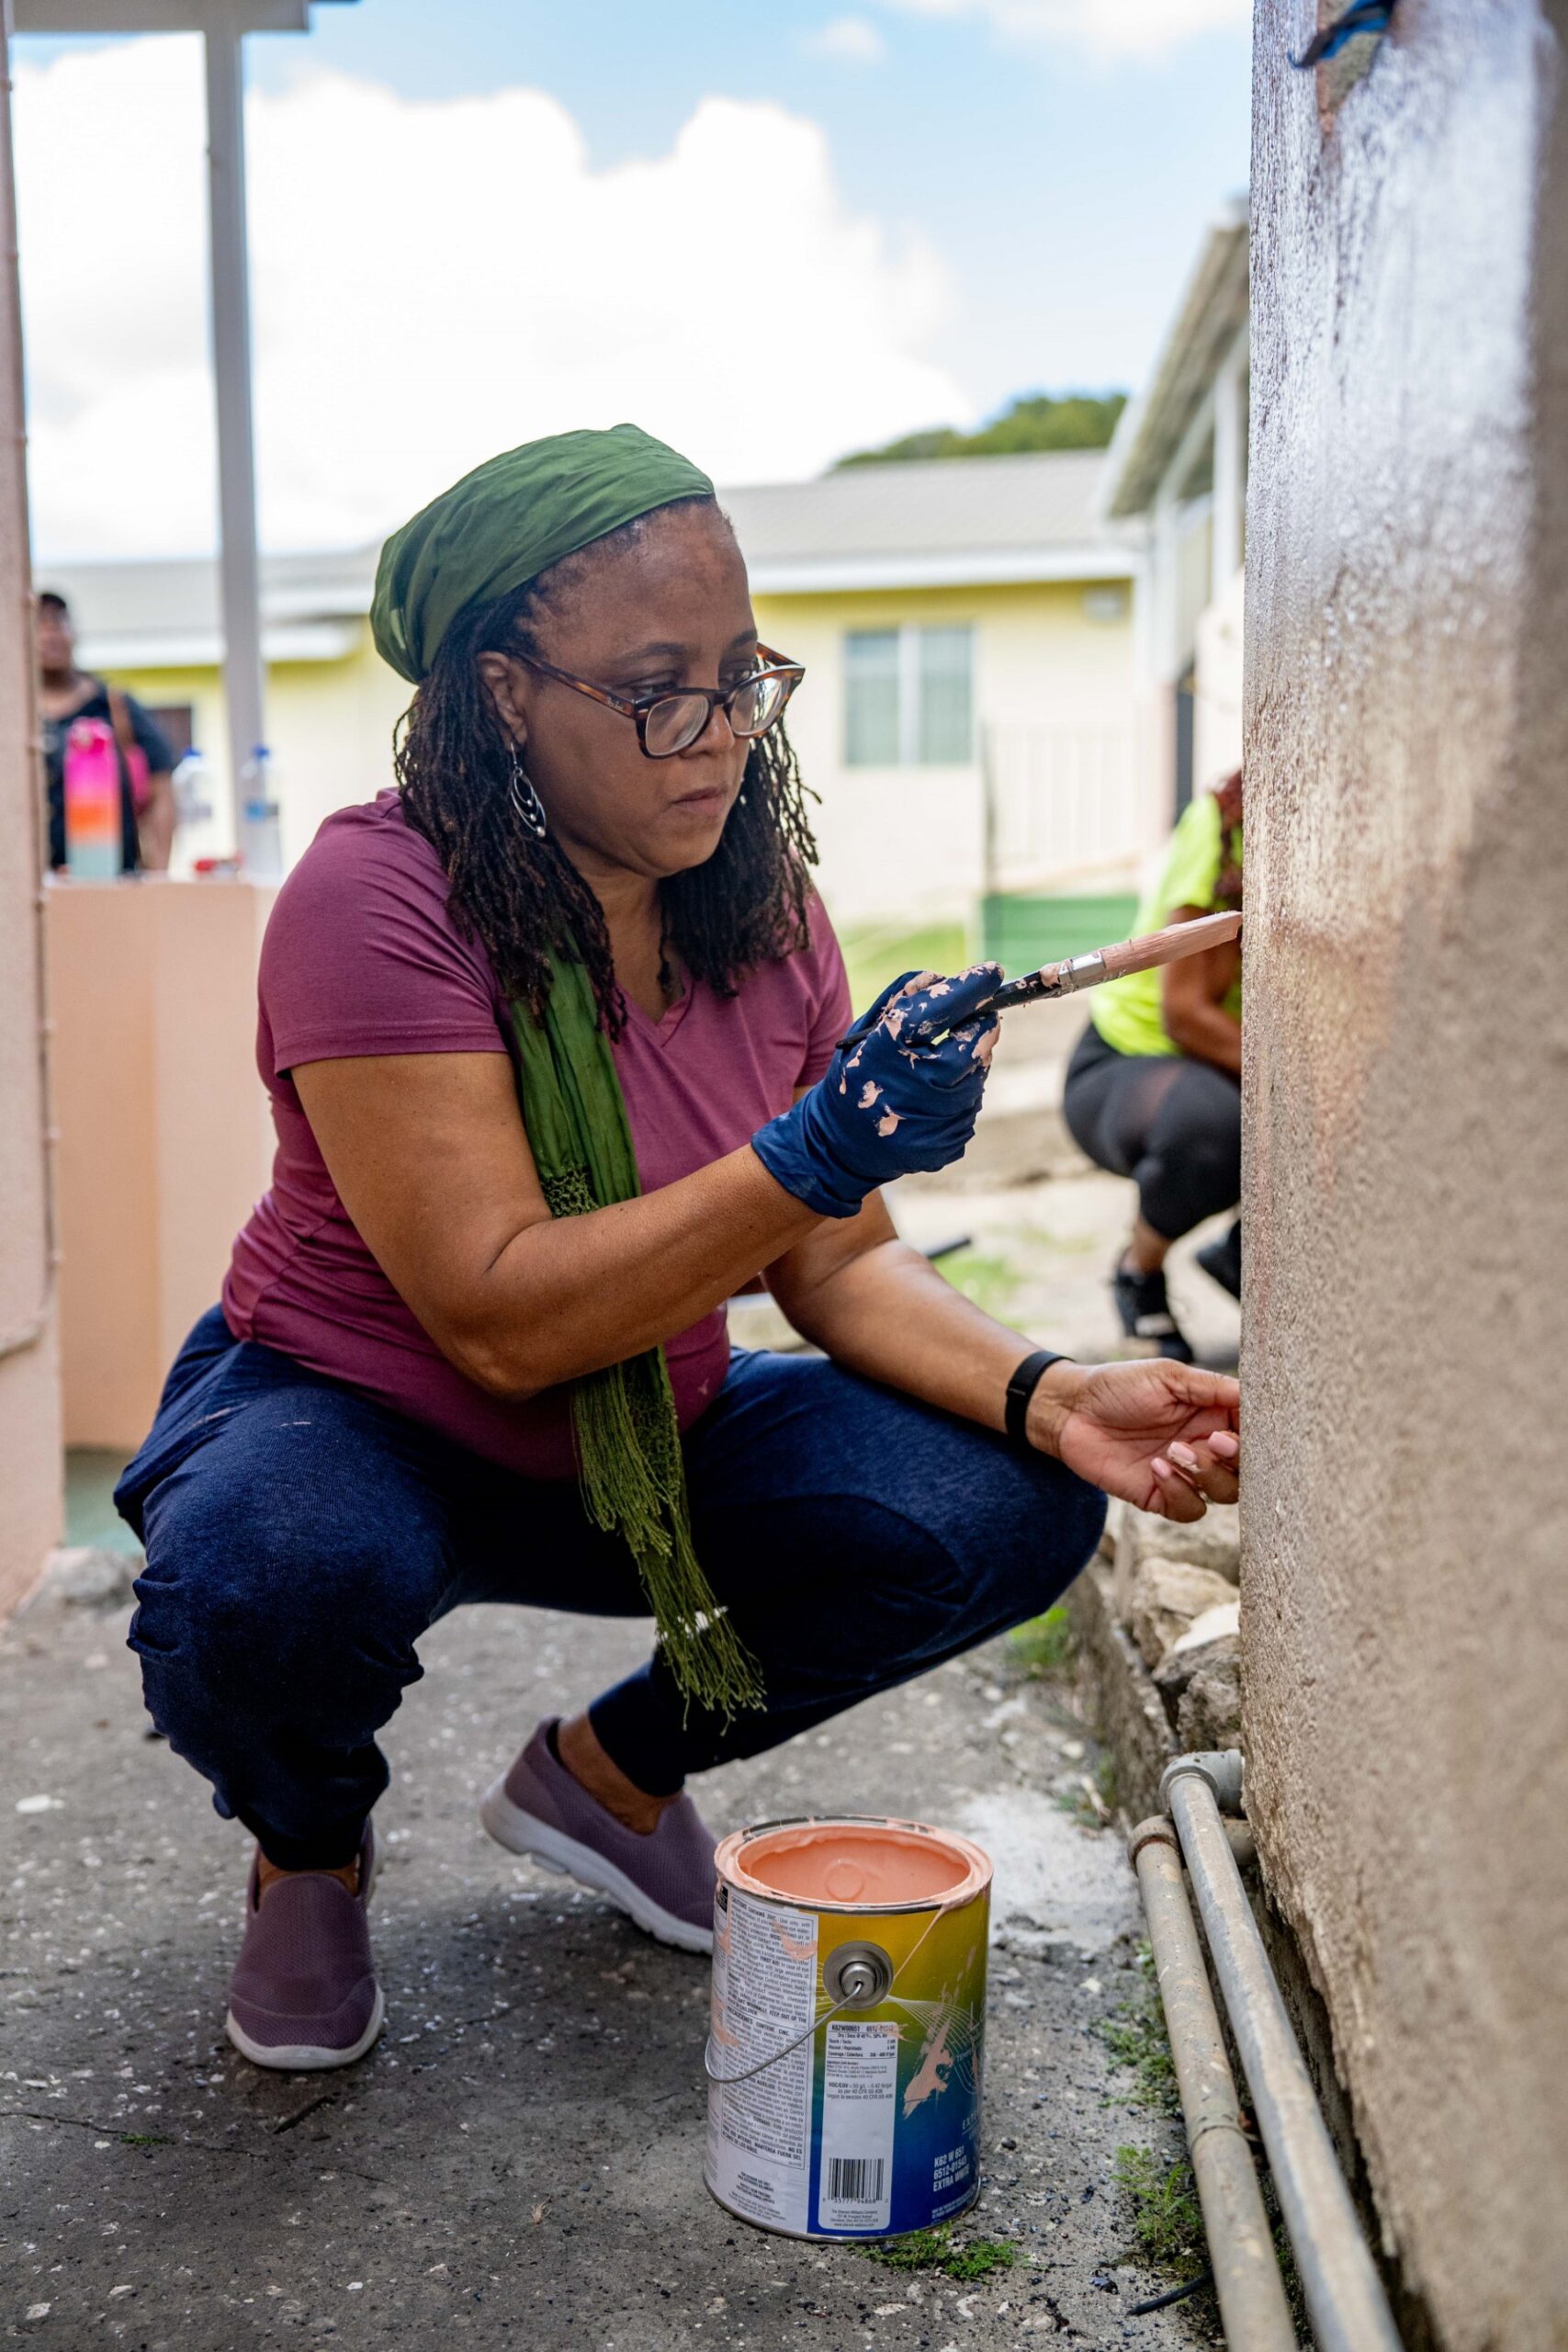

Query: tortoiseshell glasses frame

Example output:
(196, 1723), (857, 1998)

(514, 643), (806, 760)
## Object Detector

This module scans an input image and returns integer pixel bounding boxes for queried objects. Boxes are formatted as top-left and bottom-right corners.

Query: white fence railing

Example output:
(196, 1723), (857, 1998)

(981, 720), (1145, 895)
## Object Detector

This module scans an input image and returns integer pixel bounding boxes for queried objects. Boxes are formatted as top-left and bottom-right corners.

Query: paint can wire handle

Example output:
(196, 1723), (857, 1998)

(702, 1897), (958, 2087)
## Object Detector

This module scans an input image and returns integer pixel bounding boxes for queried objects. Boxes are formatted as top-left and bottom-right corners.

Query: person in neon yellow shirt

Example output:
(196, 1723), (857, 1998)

(1063, 769), (1243, 1361)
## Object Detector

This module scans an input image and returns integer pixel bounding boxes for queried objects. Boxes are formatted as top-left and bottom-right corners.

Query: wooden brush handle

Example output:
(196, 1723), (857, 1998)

(985, 910), (1242, 1014)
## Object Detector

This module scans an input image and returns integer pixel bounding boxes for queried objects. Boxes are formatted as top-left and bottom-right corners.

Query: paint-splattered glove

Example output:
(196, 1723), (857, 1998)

(750, 964), (1002, 1218)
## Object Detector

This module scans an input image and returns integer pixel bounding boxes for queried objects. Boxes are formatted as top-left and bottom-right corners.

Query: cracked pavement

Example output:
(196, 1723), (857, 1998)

(1, 1532), (1212, 2352)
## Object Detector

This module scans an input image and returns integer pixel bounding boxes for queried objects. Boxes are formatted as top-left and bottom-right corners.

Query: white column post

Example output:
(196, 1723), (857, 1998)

(202, 10), (276, 874)
(1212, 334), (1246, 600)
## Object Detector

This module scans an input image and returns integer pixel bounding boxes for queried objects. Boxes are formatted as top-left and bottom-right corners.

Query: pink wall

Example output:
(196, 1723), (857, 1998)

(47, 879), (277, 1452)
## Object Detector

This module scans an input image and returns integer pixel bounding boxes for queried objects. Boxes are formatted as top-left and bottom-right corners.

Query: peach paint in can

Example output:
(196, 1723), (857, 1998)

(705, 1815), (992, 2240)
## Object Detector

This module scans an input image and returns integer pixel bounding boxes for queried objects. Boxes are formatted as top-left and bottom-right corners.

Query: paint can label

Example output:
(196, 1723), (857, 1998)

(706, 1879), (988, 2239)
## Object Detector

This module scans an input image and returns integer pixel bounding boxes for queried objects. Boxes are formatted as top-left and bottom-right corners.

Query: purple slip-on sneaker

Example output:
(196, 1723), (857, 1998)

(225, 1826), (383, 2071)
(480, 1722), (716, 1954)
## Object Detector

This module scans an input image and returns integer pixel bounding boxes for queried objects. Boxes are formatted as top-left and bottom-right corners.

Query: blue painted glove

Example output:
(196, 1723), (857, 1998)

(751, 963), (1002, 1217)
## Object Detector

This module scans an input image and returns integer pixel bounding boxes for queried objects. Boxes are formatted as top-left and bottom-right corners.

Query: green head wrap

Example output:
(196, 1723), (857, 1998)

(370, 423), (715, 683)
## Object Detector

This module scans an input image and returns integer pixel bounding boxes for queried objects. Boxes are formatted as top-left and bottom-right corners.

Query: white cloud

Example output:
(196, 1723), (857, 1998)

(14, 38), (969, 560)
(803, 17), (890, 62)
(874, 0), (1250, 60)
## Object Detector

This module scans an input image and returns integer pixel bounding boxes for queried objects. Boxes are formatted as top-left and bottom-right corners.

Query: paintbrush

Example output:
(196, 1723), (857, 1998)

(977, 907), (1242, 1016)
(837, 909), (1242, 1048)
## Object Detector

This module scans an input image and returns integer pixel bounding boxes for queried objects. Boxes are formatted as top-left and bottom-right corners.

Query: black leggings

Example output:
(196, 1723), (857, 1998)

(1062, 1023), (1241, 1242)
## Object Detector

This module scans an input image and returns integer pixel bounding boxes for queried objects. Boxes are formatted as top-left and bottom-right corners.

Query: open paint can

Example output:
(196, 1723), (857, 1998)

(705, 1815), (992, 2240)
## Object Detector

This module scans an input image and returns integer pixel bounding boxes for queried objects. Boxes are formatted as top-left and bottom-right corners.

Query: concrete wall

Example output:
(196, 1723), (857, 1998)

(47, 881), (276, 1453)
(1243, 6), (1568, 2345)
(0, 19), (62, 1616)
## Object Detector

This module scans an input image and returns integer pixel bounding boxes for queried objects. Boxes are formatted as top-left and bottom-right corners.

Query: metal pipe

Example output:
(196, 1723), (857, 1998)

(1129, 1818), (1298, 2350)
(1161, 1756), (1404, 2352)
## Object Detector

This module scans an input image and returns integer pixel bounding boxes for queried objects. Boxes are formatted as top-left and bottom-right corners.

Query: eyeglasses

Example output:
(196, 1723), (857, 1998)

(515, 643), (805, 760)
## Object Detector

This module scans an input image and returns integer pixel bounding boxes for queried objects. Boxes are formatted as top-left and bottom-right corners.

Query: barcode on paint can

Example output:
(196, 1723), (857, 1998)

(827, 2156), (886, 2204)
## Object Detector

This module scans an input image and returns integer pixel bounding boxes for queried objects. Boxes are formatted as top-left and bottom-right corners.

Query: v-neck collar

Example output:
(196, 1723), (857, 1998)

(620, 972), (696, 1047)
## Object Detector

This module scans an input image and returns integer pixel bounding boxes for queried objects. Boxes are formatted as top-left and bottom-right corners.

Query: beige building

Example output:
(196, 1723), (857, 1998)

(1099, 195), (1249, 814)
(46, 449), (1154, 926)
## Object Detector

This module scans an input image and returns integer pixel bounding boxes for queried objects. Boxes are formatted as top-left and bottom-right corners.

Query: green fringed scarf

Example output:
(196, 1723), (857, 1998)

(510, 955), (764, 1722)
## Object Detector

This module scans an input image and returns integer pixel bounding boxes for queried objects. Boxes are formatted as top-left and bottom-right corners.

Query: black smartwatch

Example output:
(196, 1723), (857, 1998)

(1005, 1348), (1072, 1452)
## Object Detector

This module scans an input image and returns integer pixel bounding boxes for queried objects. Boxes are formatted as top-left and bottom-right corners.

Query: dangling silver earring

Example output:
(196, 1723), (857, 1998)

(508, 742), (547, 840)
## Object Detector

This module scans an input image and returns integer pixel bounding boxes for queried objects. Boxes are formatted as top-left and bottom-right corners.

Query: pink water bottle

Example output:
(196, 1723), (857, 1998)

(63, 717), (122, 879)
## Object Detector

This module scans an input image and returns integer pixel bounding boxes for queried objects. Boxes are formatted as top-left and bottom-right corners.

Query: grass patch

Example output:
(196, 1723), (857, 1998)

(863, 2224), (1017, 2281)
(1055, 1753), (1119, 1828)
(1009, 1603), (1076, 1677)
(1113, 2144), (1206, 2278)
(1098, 1950), (1180, 2118)
(937, 1247), (1021, 1320)
(839, 918), (970, 1020)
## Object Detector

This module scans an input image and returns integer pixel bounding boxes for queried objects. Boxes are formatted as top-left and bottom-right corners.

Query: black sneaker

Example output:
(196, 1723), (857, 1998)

(1195, 1219), (1242, 1301)
(1111, 1261), (1194, 1363)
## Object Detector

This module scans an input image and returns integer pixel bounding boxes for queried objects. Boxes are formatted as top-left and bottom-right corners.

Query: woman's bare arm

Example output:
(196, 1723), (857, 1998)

(766, 1204), (1240, 1521)
(1160, 904), (1242, 1073)
(293, 1051), (818, 1398)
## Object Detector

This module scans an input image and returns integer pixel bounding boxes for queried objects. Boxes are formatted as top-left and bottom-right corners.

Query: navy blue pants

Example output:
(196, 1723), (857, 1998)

(118, 1309), (1105, 1871)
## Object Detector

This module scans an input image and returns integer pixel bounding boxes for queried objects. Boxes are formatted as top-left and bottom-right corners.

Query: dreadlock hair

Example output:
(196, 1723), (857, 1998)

(393, 501), (819, 1040)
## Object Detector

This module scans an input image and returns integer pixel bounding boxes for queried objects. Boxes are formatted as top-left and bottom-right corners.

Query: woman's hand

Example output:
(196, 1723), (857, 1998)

(751, 965), (1001, 1218)
(1029, 1359), (1240, 1521)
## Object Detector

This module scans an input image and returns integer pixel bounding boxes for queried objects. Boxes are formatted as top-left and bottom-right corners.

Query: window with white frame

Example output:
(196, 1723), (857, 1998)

(843, 624), (974, 765)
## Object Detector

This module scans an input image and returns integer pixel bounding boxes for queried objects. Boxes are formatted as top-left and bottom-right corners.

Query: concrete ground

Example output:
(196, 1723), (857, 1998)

(5, 1170), (1235, 2352)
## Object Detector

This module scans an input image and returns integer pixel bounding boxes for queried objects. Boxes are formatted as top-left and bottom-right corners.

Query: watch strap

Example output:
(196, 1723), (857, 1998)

(1005, 1348), (1070, 1451)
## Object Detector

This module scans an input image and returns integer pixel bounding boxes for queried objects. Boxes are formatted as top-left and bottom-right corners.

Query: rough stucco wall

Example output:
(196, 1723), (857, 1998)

(1243, 5), (1568, 2345)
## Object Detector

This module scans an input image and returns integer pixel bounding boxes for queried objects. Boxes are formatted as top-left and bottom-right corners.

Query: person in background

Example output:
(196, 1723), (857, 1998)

(37, 589), (177, 873)
(1062, 766), (1244, 1363)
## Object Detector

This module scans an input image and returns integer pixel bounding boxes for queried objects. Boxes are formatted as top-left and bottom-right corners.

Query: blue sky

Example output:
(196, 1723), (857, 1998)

(14, 3), (1251, 557)
(245, 0), (1252, 424)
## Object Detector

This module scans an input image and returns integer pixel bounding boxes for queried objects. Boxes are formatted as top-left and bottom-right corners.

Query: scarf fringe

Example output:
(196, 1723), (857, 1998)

(571, 1355), (764, 1724)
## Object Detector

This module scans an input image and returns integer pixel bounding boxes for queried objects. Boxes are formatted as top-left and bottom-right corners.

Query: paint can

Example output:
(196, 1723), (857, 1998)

(705, 1815), (992, 2240)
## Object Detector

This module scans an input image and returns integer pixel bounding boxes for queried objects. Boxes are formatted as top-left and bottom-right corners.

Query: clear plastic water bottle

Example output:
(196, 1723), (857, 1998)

(173, 747), (214, 829)
(241, 744), (284, 878)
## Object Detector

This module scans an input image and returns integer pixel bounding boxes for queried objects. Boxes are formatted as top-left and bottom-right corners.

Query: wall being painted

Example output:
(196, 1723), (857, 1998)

(1244, 6), (1568, 2345)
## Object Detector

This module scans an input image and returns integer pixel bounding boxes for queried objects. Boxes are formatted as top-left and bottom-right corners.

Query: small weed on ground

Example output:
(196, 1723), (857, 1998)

(1055, 1753), (1119, 1828)
(1113, 2145), (1206, 2278)
(863, 2224), (1017, 2281)
(1098, 1945), (1180, 2117)
(1009, 1603), (1075, 1677)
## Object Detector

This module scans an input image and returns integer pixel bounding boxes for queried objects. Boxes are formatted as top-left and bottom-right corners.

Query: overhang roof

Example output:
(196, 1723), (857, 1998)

(14, 2), (354, 32)
(725, 450), (1138, 593)
(1099, 197), (1249, 522)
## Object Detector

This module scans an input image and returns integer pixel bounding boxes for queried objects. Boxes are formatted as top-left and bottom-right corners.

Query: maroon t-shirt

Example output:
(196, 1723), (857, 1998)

(222, 790), (852, 1478)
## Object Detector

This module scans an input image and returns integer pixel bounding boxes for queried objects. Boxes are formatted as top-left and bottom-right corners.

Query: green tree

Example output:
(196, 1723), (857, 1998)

(834, 390), (1127, 469)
